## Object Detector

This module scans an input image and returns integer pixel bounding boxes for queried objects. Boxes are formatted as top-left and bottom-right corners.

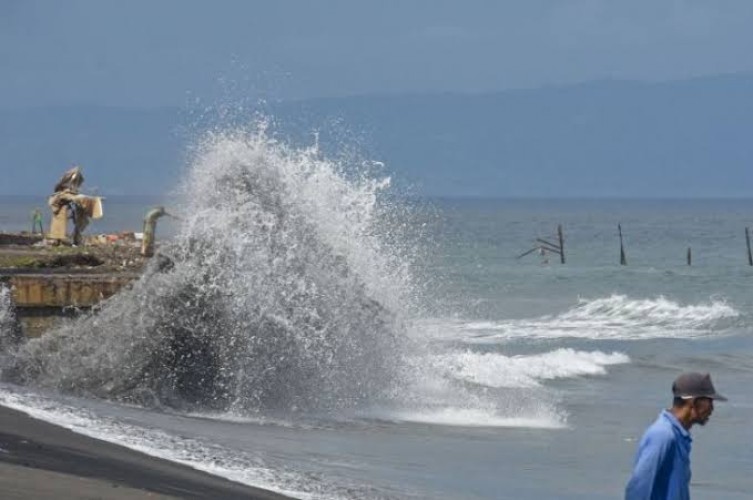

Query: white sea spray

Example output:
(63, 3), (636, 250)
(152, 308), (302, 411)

(5, 124), (421, 414)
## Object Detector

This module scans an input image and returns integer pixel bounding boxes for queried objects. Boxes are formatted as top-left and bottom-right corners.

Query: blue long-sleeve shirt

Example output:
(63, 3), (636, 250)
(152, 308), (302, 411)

(625, 410), (692, 500)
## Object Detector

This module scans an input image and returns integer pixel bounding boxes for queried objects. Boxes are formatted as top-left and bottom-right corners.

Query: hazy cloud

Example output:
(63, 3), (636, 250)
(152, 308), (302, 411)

(1, 0), (752, 106)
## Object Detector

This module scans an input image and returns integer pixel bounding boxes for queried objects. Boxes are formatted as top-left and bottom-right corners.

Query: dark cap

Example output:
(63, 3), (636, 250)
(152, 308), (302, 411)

(672, 372), (727, 401)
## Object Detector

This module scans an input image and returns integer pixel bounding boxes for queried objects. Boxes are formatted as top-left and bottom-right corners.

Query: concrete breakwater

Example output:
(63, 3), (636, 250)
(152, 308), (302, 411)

(0, 234), (147, 337)
(3, 273), (139, 337)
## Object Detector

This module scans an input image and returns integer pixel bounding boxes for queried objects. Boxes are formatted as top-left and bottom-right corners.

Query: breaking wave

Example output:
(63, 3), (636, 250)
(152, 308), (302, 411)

(433, 348), (630, 388)
(358, 345), (628, 429)
(463, 295), (739, 341)
(2, 124), (418, 414)
(0, 124), (630, 431)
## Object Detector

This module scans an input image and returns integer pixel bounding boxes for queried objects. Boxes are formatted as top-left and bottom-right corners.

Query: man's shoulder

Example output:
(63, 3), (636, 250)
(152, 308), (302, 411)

(642, 414), (678, 445)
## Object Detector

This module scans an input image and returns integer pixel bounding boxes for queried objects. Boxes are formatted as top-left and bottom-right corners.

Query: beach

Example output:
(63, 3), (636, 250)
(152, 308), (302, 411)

(0, 404), (290, 500)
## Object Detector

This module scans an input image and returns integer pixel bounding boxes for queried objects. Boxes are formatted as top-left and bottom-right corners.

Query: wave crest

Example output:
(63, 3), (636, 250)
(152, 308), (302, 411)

(464, 294), (739, 341)
(433, 348), (629, 388)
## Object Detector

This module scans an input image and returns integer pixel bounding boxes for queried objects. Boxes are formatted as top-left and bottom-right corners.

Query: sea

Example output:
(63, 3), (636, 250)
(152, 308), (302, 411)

(0, 130), (752, 499)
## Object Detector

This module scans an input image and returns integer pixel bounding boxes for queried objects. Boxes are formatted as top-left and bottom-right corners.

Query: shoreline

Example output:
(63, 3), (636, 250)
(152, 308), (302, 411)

(0, 404), (293, 500)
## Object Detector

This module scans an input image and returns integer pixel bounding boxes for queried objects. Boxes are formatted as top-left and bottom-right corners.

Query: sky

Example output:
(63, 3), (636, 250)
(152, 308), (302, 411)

(2, 0), (753, 107)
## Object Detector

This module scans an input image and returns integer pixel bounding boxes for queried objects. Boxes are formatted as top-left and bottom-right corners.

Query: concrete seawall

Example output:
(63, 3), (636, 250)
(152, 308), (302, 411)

(0, 236), (147, 338)
(2, 273), (139, 337)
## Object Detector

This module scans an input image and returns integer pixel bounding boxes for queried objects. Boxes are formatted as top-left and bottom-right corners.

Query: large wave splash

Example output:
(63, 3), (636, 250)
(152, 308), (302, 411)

(463, 294), (740, 341)
(3, 125), (419, 414)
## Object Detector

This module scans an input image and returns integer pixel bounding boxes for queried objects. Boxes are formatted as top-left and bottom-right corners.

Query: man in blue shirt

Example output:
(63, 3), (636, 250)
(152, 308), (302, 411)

(625, 372), (727, 500)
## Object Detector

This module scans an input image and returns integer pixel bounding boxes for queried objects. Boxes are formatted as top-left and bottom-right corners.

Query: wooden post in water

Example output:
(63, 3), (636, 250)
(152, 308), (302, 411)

(747, 227), (753, 266)
(687, 247), (692, 266)
(618, 224), (627, 266)
(517, 225), (565, 264)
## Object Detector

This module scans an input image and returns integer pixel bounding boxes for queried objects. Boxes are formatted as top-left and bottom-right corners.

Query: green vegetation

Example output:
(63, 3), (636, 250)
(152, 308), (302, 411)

(0, 255), (43, 269)
(0, 250), (104, 269)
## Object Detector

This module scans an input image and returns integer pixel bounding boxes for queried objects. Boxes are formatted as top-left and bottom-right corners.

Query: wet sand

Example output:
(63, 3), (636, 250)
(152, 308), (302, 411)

(0, 404), (292, 499)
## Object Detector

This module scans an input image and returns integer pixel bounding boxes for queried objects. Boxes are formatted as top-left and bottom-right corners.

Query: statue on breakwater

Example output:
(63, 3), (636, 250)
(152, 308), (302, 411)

(47, 165), (103, 245)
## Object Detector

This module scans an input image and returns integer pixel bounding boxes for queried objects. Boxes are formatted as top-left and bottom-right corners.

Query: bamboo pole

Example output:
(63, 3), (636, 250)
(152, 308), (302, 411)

(618, 224), (627, 266)
(535, 238), (562, 253)
(516, 246), (540, 259)
(687, 247), (692, 266)
(747, 227), (753, 266)
(557, 224), (565, 264)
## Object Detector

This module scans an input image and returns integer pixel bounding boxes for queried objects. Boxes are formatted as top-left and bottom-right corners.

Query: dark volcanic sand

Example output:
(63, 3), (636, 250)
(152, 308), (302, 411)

(0, 404), (292, 499)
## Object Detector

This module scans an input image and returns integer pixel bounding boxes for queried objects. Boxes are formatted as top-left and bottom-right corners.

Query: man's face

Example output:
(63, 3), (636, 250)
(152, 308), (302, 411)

(691, 397), (714, 426)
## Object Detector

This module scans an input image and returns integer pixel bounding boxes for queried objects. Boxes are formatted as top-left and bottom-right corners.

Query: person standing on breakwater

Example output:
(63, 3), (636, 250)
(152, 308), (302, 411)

(31, 208), (44, 234)
(625, 372), (727, 500)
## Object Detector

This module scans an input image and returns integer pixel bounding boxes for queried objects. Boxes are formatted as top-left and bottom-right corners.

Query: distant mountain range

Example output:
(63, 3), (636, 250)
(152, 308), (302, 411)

(1, 74), (752, 197)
